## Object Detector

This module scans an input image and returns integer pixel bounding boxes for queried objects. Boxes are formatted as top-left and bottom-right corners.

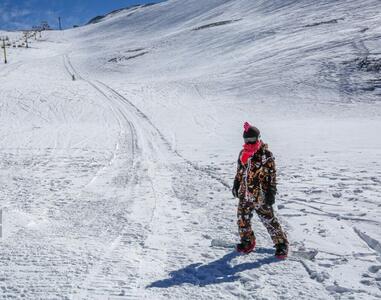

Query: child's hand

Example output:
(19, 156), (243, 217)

(232, 179), (240, 198)
(265, 186), (277, 205)
(265, 192), (275, 206)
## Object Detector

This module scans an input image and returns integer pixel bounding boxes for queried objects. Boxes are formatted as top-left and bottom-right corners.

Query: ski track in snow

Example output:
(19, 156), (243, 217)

(1, 1), (381, 299)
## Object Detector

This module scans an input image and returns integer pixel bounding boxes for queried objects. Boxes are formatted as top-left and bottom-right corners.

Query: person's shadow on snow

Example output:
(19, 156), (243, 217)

(147, 247), (277, 288)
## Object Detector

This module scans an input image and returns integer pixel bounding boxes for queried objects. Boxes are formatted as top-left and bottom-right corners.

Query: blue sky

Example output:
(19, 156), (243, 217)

(0, 0), (164, 30)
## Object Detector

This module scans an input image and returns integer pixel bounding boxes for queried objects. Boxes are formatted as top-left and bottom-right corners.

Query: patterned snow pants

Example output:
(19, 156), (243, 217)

(237, 197), (288, 245)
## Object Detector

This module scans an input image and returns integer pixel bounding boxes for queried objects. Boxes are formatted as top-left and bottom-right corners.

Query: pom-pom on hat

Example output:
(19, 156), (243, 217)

(243, 122), (260, 142)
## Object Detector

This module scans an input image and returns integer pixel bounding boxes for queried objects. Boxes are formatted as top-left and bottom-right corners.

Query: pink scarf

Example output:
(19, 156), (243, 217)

(240, 141), (262, 165)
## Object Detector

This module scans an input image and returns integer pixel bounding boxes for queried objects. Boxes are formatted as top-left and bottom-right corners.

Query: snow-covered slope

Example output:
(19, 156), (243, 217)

(0, 0), (381, 299)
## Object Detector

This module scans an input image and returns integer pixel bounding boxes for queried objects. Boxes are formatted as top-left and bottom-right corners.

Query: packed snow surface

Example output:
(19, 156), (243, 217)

(1, 0), (381, 299)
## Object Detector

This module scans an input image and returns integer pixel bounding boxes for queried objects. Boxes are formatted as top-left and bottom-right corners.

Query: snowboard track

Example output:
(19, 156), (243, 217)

(63, 54), (230, 191)
(94, 80), (231, 190)
(63, 53), (148, 298)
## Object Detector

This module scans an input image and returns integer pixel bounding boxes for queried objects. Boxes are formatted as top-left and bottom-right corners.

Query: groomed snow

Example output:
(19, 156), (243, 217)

(0, 0), (381, 299)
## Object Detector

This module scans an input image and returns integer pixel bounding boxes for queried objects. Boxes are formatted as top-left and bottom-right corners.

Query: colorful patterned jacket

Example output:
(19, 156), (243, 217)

(234, 143), (277, 201)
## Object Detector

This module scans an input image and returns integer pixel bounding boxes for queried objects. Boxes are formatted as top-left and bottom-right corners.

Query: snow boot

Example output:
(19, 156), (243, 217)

(275, 243), (288, 259)
(236, 239), (256, 254)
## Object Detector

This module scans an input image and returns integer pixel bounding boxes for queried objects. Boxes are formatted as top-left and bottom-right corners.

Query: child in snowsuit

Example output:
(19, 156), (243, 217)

(232, 122), (289, 258)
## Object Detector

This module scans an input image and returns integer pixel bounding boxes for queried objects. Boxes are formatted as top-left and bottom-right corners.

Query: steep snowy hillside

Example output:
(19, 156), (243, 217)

(0, 0), (381, 299)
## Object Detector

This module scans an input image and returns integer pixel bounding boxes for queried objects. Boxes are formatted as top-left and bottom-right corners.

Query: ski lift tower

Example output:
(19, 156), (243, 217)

(0, 36), (8, 64)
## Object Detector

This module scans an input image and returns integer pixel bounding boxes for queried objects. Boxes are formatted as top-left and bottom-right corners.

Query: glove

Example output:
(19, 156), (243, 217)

(232, 178), (240, 198)
(265, 186), (277, 206)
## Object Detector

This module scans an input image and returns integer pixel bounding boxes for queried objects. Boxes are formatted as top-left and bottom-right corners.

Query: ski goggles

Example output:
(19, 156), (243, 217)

(244, 136), (259, 144)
